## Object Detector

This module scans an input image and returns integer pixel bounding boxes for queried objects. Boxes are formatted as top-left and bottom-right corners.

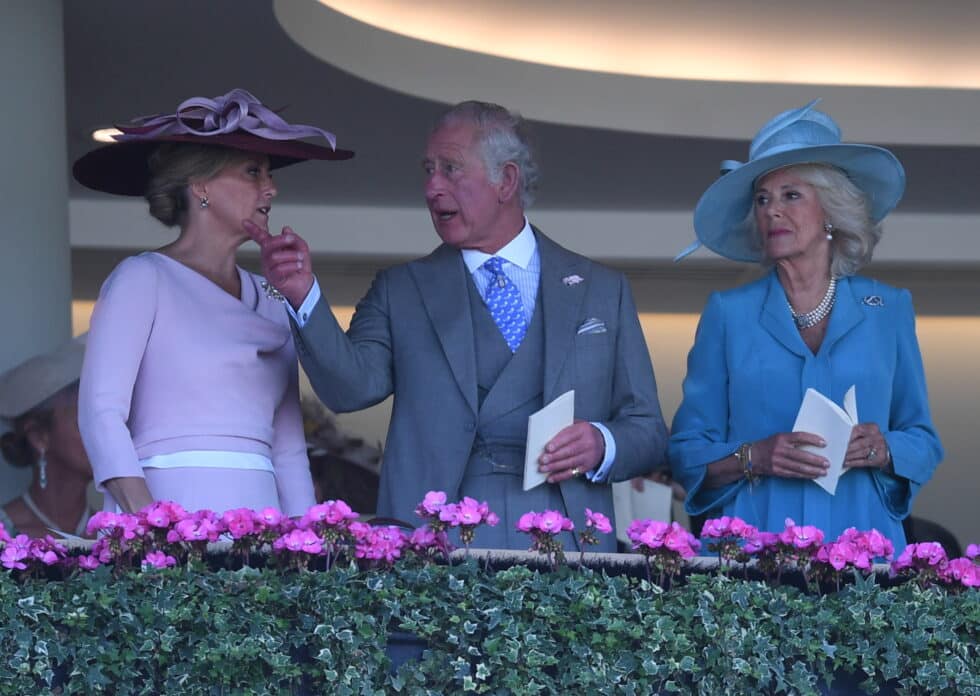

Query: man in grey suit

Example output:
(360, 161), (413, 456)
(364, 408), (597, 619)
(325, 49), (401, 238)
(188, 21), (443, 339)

(249, 101), (667, 551)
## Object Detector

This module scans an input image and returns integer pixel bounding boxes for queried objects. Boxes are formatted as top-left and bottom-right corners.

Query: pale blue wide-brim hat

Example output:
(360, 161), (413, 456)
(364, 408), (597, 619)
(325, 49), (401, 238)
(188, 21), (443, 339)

(680, 100), (906, 262)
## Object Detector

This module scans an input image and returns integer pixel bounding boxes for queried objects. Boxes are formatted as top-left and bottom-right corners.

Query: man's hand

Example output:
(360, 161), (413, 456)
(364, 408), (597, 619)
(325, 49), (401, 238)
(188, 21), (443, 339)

(244, 220), (314, 310)
(538, 420), (605, 483)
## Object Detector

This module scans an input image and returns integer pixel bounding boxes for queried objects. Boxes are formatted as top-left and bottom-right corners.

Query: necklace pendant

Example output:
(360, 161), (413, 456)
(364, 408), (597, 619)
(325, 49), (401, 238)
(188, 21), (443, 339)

(788, 276), (837, 331)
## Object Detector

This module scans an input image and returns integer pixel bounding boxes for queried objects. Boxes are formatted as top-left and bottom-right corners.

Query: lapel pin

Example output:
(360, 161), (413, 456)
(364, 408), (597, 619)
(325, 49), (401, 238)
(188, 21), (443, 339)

(562, 274), (584, 286)
(862, 295), (884, 307)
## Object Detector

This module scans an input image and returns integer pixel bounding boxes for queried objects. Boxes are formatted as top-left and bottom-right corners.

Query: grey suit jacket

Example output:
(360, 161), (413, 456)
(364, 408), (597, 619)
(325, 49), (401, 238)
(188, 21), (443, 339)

(293, 228), (668, 536)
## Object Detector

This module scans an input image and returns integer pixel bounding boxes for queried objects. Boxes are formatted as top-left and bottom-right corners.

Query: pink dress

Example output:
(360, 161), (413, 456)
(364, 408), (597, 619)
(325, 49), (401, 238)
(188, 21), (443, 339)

(79, 252), (315, 516)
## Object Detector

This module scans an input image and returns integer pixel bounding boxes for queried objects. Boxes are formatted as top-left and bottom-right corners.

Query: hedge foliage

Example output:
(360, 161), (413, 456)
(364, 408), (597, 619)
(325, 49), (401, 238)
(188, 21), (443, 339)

(1, 562), (977, 695)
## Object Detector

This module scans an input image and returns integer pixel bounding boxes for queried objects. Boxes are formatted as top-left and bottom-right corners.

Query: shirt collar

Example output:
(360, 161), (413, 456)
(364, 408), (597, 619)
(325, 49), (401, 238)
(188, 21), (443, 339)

(461, 217), (535, 274)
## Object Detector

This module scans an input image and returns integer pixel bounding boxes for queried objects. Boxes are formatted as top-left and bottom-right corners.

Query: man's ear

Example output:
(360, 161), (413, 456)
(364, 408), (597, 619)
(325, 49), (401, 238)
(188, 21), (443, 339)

(497, 162), (521, 204)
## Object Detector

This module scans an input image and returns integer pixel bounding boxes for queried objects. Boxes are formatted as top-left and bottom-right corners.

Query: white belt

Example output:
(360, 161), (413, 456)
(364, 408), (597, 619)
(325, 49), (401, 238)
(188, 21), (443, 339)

(139, 450), (274, 473)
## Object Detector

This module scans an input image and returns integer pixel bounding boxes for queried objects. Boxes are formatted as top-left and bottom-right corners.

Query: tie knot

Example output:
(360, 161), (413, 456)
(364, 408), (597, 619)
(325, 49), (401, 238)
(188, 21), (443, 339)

(483, 257), (505, 275)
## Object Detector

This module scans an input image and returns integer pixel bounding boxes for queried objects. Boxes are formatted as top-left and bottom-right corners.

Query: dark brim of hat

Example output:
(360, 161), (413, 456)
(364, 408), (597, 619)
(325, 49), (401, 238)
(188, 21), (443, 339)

(72, 132), (355, 196)
(693, 143), (905, 263)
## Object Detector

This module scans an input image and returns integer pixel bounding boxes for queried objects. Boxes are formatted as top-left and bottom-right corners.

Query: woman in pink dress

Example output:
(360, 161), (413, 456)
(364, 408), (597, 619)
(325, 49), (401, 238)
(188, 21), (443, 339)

(74, 89), (353, 516)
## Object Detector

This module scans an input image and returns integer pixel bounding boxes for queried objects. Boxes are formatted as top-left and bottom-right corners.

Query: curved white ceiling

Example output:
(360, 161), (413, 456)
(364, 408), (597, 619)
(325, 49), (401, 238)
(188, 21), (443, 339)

(275, 0), (980, 145)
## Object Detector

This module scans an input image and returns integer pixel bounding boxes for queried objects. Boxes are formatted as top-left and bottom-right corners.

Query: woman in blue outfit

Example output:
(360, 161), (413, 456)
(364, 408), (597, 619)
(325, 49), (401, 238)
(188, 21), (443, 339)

(669, 101), (943, 552)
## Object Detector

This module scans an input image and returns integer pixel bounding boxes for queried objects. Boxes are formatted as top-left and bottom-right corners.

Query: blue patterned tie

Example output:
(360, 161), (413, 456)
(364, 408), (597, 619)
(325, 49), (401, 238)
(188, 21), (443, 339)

(482, 257), (528, 353)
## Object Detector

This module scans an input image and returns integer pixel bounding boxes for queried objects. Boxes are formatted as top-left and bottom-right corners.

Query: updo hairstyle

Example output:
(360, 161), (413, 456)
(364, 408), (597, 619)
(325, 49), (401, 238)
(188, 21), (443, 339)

(144, 143), (250, 227)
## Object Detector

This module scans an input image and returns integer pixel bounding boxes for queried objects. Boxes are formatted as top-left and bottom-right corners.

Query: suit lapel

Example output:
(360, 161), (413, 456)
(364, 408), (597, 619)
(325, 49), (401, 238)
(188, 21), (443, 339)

(537, 230), (589, 401)
(411, 245), (478, 415)
(759, 271), (808, 358)
(820, 276), (863, 355)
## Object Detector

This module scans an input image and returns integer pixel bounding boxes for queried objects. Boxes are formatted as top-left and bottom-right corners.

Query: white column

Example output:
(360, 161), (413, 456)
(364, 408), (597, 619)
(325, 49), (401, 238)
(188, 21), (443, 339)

(0, 1), (70, 496)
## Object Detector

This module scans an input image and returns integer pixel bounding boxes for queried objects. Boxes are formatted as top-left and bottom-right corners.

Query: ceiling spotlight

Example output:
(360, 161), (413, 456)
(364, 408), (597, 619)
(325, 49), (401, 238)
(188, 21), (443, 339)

(91, 127), (123, 143)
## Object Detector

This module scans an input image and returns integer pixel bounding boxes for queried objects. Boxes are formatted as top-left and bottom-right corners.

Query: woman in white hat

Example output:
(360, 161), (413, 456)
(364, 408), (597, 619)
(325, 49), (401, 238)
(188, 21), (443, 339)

(669, 101), (943, 552)
(73, 89), (352, 517)
(0, 336), (94, 538)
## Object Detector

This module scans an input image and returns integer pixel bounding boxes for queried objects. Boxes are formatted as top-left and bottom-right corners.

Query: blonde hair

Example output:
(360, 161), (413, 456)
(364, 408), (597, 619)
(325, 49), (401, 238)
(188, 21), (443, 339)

(144, 143), (250, 227)
(747, 163), (882, 277)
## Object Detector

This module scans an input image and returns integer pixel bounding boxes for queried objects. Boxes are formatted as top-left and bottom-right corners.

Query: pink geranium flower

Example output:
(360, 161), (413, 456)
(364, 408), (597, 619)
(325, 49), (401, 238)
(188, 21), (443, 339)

(256, 507), (283, 527)
(701, 516), (733, 538)
(537, 510), (574, 534)
(142, 501), (187, 529)
(87, 511), (146, 542)
(517, 512), (538, 533)
(515, 510), (575, 569)
(222, 508), (257, 539)
(578, 509), (613, 564)
(1, 534), (30, 570)
(943, 557), (980, 587)
(415, 491), (447, 519)
(780, 519), (824, 550)
(302, 500), (358, 528)
(275, 529), (323, 555)
(433, 496), (497, 548)
(663, 523), (700, 559)
(627, 520), (699, 584)
(408, 525), (451, 557)
(701, 516), (759, 567)
(743, 531), (778, 554)
(142, 550), (177, 569)
(349, 524), (407, 565)
(77, 554), (103, 571)
(584, 508), (612, 535)
(892, 542), (950, 587)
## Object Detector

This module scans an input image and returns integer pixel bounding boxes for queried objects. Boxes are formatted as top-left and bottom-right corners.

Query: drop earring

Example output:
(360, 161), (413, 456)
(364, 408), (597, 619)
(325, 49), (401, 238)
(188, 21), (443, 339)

(824, 222), (834, 240)
(199, 195), (209, 209)
(38, 450), (48, 489)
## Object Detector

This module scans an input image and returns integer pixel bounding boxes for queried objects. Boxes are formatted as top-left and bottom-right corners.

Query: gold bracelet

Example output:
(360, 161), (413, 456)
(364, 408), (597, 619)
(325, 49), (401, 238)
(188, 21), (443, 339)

(734, 442), (758, 484)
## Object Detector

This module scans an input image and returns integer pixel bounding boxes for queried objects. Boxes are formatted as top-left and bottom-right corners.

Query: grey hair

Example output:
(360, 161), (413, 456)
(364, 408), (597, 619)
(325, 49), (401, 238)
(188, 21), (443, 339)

(748, 162), (882, 277)
(433, 100), (540, 209)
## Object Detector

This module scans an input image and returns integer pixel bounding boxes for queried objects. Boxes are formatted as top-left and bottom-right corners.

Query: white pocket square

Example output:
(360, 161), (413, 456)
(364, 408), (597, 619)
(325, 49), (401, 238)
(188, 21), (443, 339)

(576, 318), (607, 335)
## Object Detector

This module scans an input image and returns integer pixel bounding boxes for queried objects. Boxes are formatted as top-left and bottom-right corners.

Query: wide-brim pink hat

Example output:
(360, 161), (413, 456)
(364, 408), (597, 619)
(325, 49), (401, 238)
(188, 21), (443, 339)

(73, 89), (354, 196)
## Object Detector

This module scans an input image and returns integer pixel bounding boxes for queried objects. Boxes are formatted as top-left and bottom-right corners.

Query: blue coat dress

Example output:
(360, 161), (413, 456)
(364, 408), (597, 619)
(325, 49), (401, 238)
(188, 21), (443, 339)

(669, 271), (943, 552)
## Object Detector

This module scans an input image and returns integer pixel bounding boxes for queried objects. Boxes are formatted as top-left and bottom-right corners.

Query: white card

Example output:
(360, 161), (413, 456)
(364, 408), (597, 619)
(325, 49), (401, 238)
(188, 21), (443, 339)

(523, 390), (575, 491)
(792, 385), (857, 495)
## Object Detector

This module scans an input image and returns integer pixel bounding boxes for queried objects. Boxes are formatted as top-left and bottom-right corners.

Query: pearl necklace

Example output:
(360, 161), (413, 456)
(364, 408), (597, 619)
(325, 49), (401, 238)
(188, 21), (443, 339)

(788, 277), (837, 330)
(21, 491), (91, 537)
